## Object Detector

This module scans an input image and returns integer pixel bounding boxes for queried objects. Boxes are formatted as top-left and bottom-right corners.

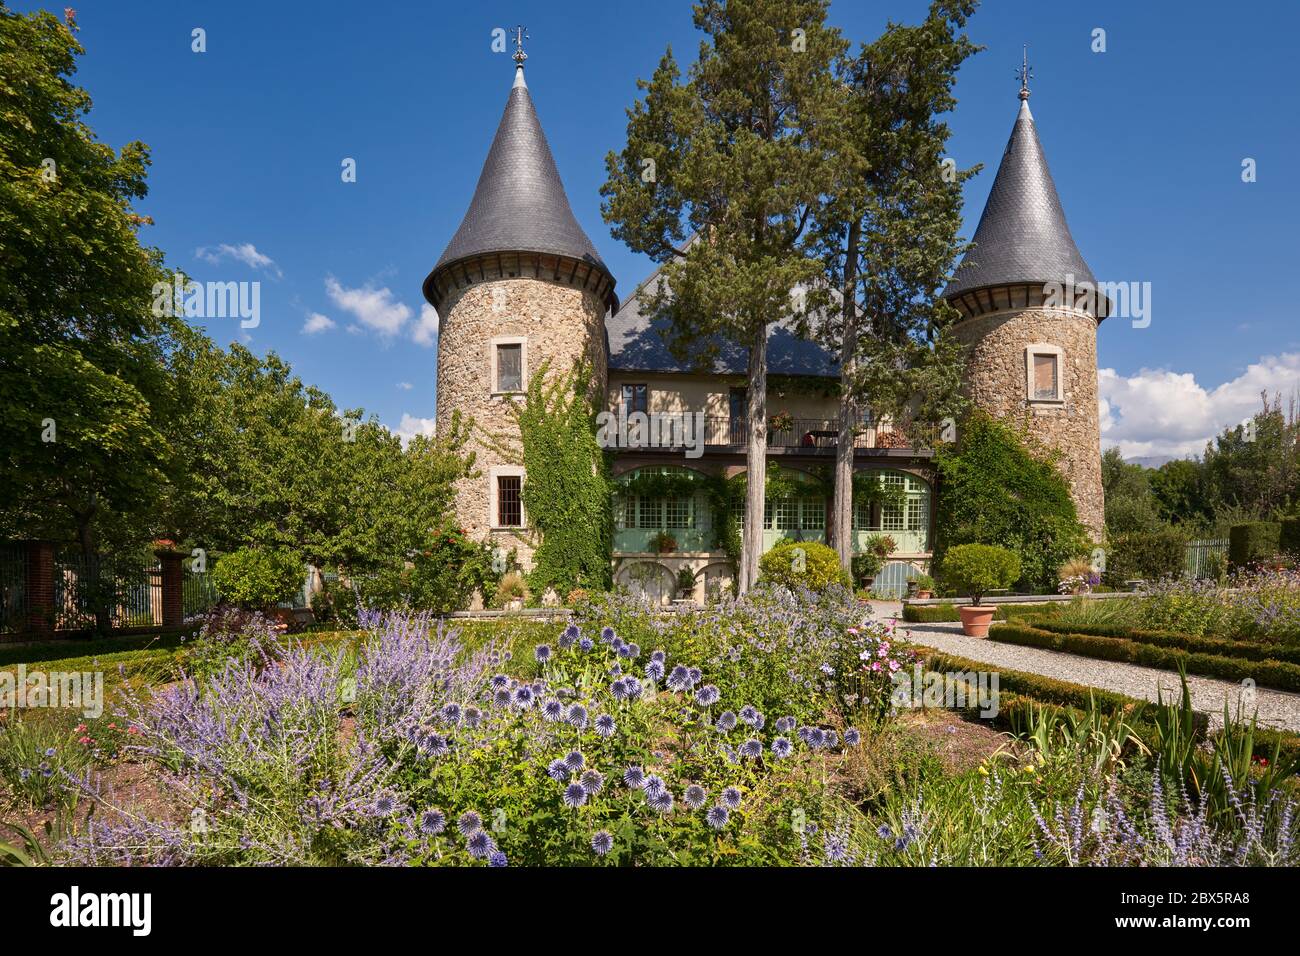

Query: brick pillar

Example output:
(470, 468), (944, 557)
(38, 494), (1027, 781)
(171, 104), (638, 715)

(155, 550), (185, 627)
(24, 540), (55, 633)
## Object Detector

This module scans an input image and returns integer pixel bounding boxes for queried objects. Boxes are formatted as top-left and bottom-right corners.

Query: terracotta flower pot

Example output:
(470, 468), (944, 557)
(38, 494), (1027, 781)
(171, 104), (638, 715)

(915, 590), (933, 600)
(958, 604), (997, 637)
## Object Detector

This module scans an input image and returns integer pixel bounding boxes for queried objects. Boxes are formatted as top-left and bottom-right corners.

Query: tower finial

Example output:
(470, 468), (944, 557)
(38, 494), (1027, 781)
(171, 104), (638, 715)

(1017, 44), (1032, 101)
(512, 25), (529, 68)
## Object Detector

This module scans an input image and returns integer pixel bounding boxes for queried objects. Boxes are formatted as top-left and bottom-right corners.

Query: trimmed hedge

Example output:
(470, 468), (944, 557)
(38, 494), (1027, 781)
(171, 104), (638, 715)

(901, 602), (1056, 624)
(1035, 619), (1300, 666)
(1281, 517), (1300, 557)
(1229, 521), (1281, 569)
(1104, 527), (1187, 585)
(988, 623), (1300, 692)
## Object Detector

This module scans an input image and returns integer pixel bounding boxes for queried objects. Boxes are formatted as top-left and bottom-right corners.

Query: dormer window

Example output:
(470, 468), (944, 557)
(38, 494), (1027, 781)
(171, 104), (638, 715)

(1025, 344), (1064, 403)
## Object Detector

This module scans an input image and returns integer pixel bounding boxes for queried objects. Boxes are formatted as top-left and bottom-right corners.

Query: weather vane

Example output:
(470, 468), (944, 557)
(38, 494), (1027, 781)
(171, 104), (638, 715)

(1017, 44), (1033, 100)
(512, 25), (529, 67)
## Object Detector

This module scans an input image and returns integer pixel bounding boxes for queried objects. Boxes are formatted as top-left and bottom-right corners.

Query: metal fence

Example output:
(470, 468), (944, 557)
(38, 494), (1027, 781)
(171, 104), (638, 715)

(0, 544), (28, 634)
(1185, 538), (1229, 578)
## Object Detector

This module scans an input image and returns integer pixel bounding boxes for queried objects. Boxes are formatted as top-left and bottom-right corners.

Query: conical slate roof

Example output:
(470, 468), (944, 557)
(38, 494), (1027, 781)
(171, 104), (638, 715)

(424, 65), (613, 306)
(945, 97), (1096, 300)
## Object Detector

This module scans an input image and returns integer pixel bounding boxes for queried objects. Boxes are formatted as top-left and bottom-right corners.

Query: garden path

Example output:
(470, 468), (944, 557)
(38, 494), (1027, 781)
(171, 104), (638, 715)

(866, 602), (1300, 733)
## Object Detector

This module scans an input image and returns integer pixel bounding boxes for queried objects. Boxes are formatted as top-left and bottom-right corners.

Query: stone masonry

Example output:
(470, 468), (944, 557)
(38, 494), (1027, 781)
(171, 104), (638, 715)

(953, 307), (1105, 539)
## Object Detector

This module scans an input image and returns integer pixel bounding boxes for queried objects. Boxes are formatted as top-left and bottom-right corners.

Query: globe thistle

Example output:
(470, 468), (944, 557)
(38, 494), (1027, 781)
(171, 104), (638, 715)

(488, 851), (509, 867)
(647, 787), (674, 814)
(493, 688), (512, 708)
(617, 643), (635, 659)
(775, 716), (795, 733)
(535, 644), (552, 663)
(601, 626), (616, 643)
(739, 705), (760, 726)
(457, 810), (482, 836)
(580, 769), (605, 794)
(694, 684), (720, 707)
(716, 711), (737, 732)
(721, 787), (742, 809)
(421, 733), (450, 757)
(466, 828), (497, 859)
(623, 677), (643, 699)
(464, 706), (482, 728)
(623, 765), (646, 789)
(844, 728), (861, 746)
(374, 793), (398, 816)
(542, 699), (564, 722)
(823, 729), (839, 748)
(547, 758), (570, 782)
(610, 678), (628, 702)
(559, 623), (580, 648)
(418, 809), (446, 835)
(683, 784), (707, 809)
(440, 703), (462, 724)
(564, 750), (585, 772)
(591, 830), (614, 856)
(771, 737), (793, 759)
(609, 662), (623, 677)
(808, 728), (826, 749)
(739, 738), (763, 759)
(706, 805), (730, 829)
(643, 774), (666, 796)
(666, 665), (691, 691)
(490, 674), (510, 690)
(563, 782), (588, 808)
(566, 704), (588, 729)
(578, 637), (594, 652)
(645, 660), (664, 682)
(687, 667), (702, 685)
(651, 649), (666, 664)
(595, 714), (617, 738)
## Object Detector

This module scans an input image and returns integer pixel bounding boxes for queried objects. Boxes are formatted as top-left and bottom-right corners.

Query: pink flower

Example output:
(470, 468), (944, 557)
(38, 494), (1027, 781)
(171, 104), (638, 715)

(75, 723), (87, 733)
(127, 726), (140, 735)
(870, 661), (882, 672)
(78, 736), (92, 745)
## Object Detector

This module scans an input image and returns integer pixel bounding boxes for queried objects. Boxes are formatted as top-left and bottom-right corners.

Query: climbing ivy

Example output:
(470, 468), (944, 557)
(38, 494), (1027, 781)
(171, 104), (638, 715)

(507, 360), (613, 599)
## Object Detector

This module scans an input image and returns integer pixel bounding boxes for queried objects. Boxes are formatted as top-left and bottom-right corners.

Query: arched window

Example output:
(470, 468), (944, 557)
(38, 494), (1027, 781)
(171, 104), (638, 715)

(853, 470), (931, 554)
(612, 466), (712, 553)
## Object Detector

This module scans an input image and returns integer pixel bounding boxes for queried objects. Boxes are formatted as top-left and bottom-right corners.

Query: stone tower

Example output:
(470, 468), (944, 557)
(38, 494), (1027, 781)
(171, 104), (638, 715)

(424, 46), (616, 568)
(943, 78), (1107, 539)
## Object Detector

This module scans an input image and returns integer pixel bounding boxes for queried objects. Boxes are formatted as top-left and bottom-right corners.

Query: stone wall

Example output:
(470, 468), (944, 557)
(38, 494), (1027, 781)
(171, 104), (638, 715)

(435, 275), (608, 569)
(952, 306), (1105, 539)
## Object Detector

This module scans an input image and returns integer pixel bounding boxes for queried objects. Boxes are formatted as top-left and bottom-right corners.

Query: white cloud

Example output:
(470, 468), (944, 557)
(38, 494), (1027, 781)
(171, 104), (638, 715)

(325, 276), (412, 338)
(396, 382), (413, 390)
(1099, 352), (1300, 460)
(392, 412), (436, 447)
(195, 242), (282, 277)
(302, 312), (336, 335)
(411, 303), (440, 347)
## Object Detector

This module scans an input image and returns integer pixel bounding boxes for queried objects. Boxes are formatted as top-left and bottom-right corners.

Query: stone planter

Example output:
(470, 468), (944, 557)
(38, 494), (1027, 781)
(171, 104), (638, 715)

(958, 605), (997, 637)
(915, 590), (933, 600)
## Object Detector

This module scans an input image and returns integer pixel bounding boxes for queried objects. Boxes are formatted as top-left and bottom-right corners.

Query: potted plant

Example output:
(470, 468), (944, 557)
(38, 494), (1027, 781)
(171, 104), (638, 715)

(769, 410), (794, 437)
(938, 544), (1021, 637)
(912, 573), (935, 600)
(676, 567), (696, 600)
(494, 571), (528, 611)
(650, 531), (678, 554)
(851, 551), (883, 590)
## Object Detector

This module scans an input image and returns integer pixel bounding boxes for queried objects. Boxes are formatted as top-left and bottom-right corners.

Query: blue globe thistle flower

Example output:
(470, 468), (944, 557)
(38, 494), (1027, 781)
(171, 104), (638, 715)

(595, 714), (617, 738)
(739, 705), (760, 726)
(490, 674), (510, 690)
(623, 677), (643, 699)
(513, 685), (535, 708)
(617, 643), (635, 659)
(543, 699), (564, 721)
(374, 793), (398, 816)
(627, 643), (640, 659)
(419, 809), (446, 835)
(547, 758), (570, 782)
(566, 704), (588, 729)
(466, 828), (497, 859)
(695, 684), (720, 706)
(721, 787), (742, 809)
(579, 637), (594, 652)
(739, 738), (763, 759)
(609, 662), (623, 677)
(687, 667), (702, 685)
(844, 728), (861, 746)
(464, 706), (482, 728)
(422, 733), (450, 757)
(683, 784), (707, 809)
(647, 788), (674, 814)
(457, 810), (482, 836)
(591, 830), (614, 856)
(666, 665), (691, 691)
(535, 644), (552, 663)
(716, 711), (737, 732)
(623, 766), (646, 789)
(493, 688), (512, 708)
(610, 678), (629, 701)
(440, 703), (462, 724)
(775, 716), (795, 733)
(601, 626), (616, 643)
(706, 806), (730, 829)
(563, 782), (588, 808)
(531, 680), (546, 696)
(651, 649), (666, 664)
(808, 728), (826, 749)
(564, 750), (585, 771)
(643, 774), (666, 796)
(645, 660), (664, 681)
(559, 623), (581, 648)
(771, 737), (793, 759)
(580, 769), (605, 794)
(488, 851), (509, 867)
(823, 730), (839, 748)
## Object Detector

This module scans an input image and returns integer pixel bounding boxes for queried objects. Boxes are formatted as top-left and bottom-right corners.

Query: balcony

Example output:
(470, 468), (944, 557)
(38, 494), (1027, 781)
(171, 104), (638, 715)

(615, 416), (939, 453)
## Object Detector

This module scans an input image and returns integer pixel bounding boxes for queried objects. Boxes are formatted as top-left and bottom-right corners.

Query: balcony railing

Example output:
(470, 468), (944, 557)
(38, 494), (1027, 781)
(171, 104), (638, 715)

(710, 417), (939, 451)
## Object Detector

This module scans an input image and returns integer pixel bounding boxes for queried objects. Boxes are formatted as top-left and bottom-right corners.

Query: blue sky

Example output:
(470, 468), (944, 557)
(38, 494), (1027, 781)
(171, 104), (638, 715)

(14, 0), (1300, 460)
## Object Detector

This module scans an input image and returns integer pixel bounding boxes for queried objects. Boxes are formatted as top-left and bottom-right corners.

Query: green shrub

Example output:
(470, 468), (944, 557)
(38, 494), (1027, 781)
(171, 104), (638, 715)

(851, 551), (884, 585)
(937, 544), (1020, 605)
(1035, 619), (1300, 666)
(758, 541), (852, 593)
(1280, 517), (1300, 557)
(1228, 521), (1281, 569)
(0, 714), (91, 811)
(1104, 527), (1187, 585)
(210, 548), (303, 610)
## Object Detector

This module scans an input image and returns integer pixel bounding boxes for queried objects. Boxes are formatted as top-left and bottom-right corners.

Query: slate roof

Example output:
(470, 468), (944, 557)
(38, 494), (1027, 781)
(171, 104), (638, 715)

(606, 265), (838, 377)
(425, 66), (613, 300)
(944, 98), (1097, 300)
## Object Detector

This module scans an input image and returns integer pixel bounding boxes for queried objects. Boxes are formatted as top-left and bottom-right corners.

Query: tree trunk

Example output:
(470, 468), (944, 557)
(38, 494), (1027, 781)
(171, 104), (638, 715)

(740, 324), (768, 594)
(77, 501), (111, 635)
(832, 220), (861, 574)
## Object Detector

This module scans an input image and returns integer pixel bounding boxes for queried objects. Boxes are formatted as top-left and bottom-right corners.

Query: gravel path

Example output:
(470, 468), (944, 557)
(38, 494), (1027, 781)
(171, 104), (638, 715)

(865, 602), (1300, 732)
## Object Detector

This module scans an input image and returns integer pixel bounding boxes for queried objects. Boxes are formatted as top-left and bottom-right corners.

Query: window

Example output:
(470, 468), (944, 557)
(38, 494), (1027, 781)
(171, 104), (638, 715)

(497, 475), (522, 527)
(801, 497), (825, 531)
(663, 497), (694, 529)
(621, 384), (648, 415)
(907, 496), (928, 532)
(636, 495), (662, 530)
(1025, 345), (1064, 402)
(495, 342), (523, 392)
